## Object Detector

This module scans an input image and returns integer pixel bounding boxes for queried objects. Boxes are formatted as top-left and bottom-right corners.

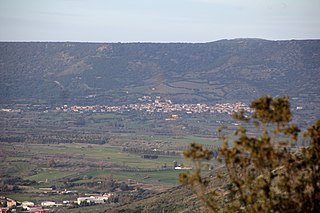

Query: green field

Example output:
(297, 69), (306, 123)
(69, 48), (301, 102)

(26, 170), (75, 182)
(0, 109), (222, 207)
(1, 140), (219, 202)
(78, 169), (183, 185)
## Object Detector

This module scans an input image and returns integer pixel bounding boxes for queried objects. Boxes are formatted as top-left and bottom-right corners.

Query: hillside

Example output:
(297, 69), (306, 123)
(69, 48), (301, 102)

(67, 166), (228, 213)
(1, 39), (319, 105)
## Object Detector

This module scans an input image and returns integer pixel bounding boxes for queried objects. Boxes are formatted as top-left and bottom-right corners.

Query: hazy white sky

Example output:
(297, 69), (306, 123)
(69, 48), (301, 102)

(0, 0), (319, 42)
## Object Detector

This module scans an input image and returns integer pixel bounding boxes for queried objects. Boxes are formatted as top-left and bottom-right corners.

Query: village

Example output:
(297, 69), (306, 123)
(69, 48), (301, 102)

(54, 96), (251, 117)
(0, 191), (113, 212)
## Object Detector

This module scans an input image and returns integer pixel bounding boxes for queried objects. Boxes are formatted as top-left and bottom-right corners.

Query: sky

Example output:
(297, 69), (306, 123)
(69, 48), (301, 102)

(0, 0), (319, 42)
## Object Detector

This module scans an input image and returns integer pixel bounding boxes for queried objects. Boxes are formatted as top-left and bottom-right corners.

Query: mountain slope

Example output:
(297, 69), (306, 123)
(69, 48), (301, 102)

(0, 39), (319, 105)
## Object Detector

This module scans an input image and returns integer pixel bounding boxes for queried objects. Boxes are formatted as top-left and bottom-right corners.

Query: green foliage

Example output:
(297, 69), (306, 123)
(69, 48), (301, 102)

(179, 143), (217, 212)
(180, 96), (320, 212)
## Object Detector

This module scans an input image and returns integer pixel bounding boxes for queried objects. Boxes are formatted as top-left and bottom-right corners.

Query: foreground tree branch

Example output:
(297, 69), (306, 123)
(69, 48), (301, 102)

(180, 96), (320, 212)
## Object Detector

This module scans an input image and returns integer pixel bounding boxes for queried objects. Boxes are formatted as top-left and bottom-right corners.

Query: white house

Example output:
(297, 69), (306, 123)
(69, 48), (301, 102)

(22, 201), (35, 208)
(41, 201), (56, 207)
(77, 193), (112, 205)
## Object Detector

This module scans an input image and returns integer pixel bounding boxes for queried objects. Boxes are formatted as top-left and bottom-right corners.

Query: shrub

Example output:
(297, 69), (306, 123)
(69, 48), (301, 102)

(180, 96), (320, 212)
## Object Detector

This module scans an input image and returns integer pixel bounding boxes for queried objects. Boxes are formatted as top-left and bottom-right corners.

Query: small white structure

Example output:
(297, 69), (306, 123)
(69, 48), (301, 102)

(175, 166), (192, 170)
(63, 200), (71, 204)
(77, 196), (95, 205)
(77, 193), (112, 205)
(22, 201), (35, 209)
(41, 201), (56, 207)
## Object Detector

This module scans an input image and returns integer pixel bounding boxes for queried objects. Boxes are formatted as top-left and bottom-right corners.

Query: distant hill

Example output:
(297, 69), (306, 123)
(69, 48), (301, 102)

(0, 39), (319, 105)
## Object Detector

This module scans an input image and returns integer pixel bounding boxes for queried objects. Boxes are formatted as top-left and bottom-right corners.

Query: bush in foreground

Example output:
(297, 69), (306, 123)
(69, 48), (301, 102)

(180, 96), (320, 212)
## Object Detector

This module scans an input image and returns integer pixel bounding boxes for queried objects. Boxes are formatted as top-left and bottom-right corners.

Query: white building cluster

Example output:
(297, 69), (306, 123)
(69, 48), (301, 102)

(55, 96), (251, 115)
(1, 193), (113, 212)
(77, 193), (113, 205)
